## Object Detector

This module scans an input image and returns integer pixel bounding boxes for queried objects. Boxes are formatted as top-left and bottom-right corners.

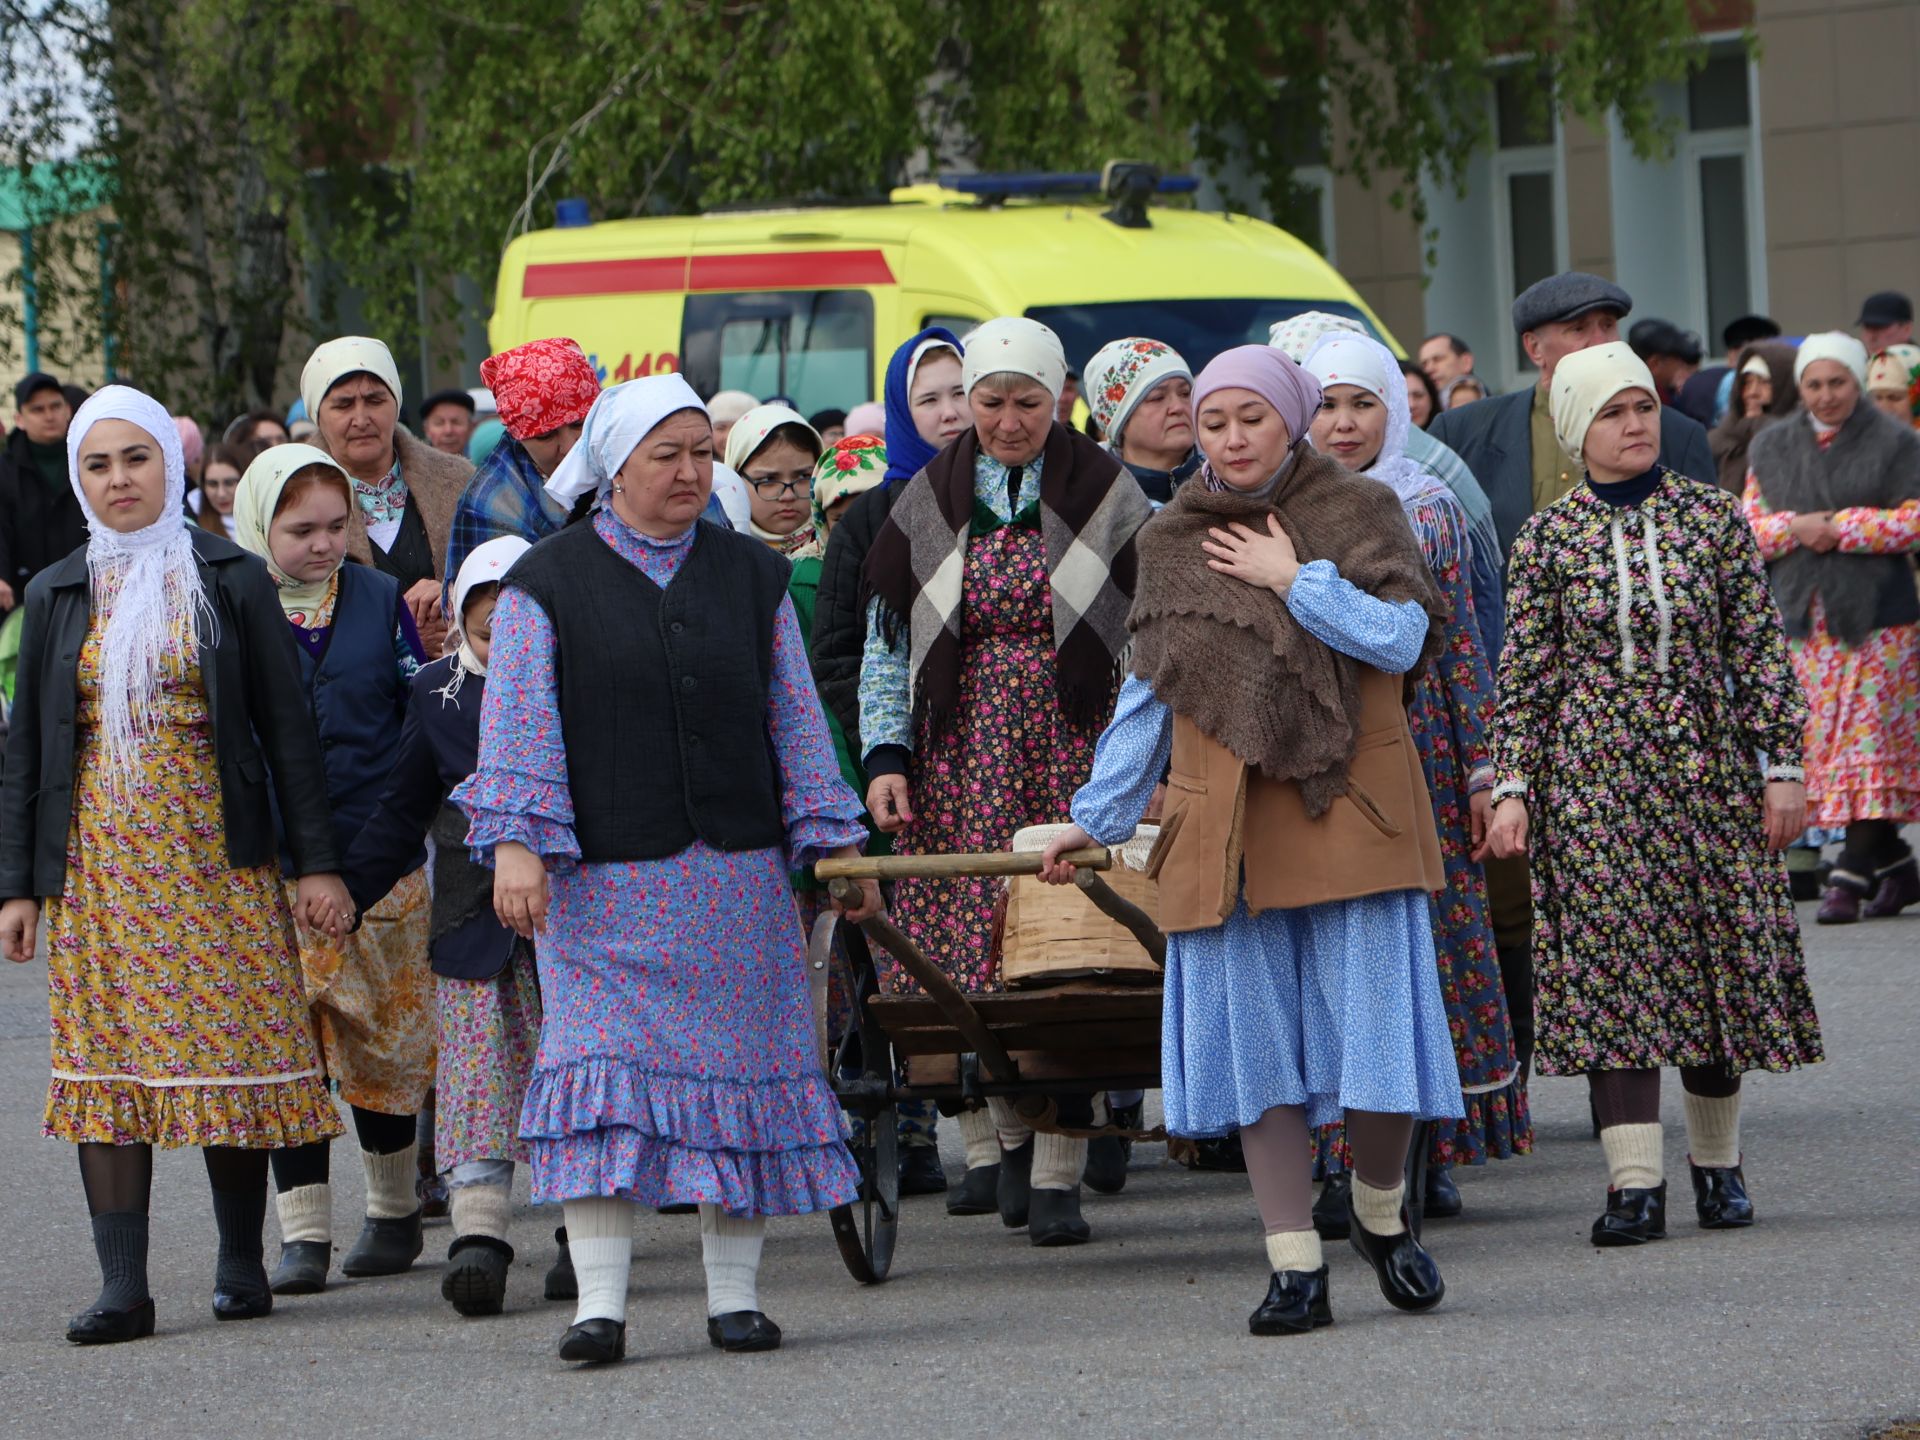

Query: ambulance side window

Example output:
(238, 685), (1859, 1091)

(681, 291), (874, 415)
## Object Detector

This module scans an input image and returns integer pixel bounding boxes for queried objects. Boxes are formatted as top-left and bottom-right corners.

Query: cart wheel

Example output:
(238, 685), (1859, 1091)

(830, 1100), (899, 1284)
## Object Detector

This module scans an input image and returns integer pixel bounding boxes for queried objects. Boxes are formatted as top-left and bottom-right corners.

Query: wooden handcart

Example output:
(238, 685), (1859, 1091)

(810, 846), (1164, 1284)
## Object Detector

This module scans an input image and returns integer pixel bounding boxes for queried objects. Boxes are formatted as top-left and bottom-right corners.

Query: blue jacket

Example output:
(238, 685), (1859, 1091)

(342, 656), (516, 980)
(1427, 386), (1716, 561)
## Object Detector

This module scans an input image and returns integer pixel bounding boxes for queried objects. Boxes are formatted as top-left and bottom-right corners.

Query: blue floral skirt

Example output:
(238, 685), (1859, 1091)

(518, 843), (859, 1214)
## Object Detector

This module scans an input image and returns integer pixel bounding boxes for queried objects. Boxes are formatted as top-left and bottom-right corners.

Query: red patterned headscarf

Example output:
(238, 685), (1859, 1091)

(480, 338), (601, 441)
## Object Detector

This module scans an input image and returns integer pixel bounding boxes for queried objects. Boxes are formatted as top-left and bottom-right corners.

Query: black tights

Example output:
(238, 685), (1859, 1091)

(78, 1143), (272, 1215)
(1836, 819), (1912, 883)
(269, 1105), (416, 1192)
(1588, 1065), (1742, 1128)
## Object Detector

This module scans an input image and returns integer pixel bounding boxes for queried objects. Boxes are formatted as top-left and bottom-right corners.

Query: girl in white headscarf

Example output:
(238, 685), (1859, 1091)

(0, 387), (352, 1342)
(231, 443), (437, 1296)
(724, 404), (826, 559)
(1299, 332), (1527, 1225)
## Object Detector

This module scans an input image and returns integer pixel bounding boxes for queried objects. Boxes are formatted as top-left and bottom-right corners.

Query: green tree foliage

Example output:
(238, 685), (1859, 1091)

(0, 0), (1709, 418)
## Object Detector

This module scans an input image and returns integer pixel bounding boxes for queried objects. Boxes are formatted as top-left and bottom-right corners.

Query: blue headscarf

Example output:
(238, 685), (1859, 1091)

(883, 325), (965, 484)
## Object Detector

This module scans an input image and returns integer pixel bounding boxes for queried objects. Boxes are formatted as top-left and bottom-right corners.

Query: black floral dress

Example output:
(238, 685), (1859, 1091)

(1490, 473), (1824, 1076)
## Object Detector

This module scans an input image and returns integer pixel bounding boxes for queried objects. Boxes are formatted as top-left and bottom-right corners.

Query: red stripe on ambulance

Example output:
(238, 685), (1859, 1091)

(522, 249), (893, 299)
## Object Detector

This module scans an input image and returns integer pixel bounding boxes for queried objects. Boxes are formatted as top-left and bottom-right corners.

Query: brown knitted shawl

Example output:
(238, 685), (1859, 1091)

(1130, 447), (1445, 817)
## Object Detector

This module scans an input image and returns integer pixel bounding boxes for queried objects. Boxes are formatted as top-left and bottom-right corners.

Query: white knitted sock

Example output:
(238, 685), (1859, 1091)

(958, 1107), (999, 1171)
(1683, 1093), (1742, 1169)
(363, 1145), (418, 1219)
(1600, 1122), (1665, 1191)
(986, 1095), (1032, 1152)
(564, 1196), (634, 1325)
(1031, 1131), (1085, 1192)
(1351, 1177), (1407, 1238)
(275, 1183), (331, 1245)
(449, 1182), (512, 1242)
(699, 1205), (765, 1318)
(1264, 1228), (1324, 1273)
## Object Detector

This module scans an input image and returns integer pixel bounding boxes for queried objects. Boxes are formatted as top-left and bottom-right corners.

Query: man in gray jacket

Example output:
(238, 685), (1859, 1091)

(1428, 272), (1717, 560)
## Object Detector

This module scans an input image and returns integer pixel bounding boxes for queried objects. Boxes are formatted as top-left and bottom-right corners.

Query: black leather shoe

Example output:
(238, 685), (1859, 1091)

(1083, 1135), (1127, 1195)
(898, 1145), (949, 1197)
(1424, 1164), (1462, 1219)
(558, 1317), (626, 1364)
(1248, 1266), (1333, 1335)
(544, 1226), (577, 1301)
(1347, 1201), (1445, 1313)
(997, 1139), (1034, 1229)
(1027, 1185), (1092, 1246)
(1590, 1183), (1667, 1247)
(1689, 1164), (1755, 1229)
(340, 1211), (424, 1277)
(1311, 1173), (1351, 1241)
(946, 1163), (1000, 1216)
(66, 1297), (155, 1345)
(707, 1309), (782, 1352)
(442, 1235), (514, 1316)
(211, 1286), (272, 1322)
(268, 1239), (330, 1295)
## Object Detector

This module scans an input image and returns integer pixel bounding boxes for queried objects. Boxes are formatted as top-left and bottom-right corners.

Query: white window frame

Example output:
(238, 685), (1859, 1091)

(1489, 122), (1571, 391)
(1291, 163), (1337, 264)
(1678, 40), (1768, 339)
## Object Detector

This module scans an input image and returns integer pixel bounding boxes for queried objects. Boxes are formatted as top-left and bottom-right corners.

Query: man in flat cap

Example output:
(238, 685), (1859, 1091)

(1429, 271), (1715, 559)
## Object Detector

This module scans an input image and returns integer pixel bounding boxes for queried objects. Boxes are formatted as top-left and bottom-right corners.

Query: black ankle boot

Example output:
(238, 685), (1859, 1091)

(898, 1145), (949, 1196)
(442, 1235), (515, 1316)
(1027, 1185), (1091, 1246)
(946, 1163), (1000, 1216)
(340, 1210), (424, 1276)
(1312, 1172), (1351, 1240)
(545, 1226), (578, 1301)
(269, 1240), (330, 1294)
(997, 1139), (1034, 1229)
(1347, 1200), (1445, 1312)
(1590, 1182), (1667, 1246)
(1248, 1266), (1332, 1335)
(1424, 1164), (1462, 1219)
(1689, 1164), (1754, 1229)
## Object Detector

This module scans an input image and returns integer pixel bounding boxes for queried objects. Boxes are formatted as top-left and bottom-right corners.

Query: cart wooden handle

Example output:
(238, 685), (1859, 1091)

(813, 847), (1113, 882)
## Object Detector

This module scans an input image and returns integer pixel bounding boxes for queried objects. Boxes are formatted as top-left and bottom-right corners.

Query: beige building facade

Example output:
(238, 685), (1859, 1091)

(1328, 0), (1920, 390)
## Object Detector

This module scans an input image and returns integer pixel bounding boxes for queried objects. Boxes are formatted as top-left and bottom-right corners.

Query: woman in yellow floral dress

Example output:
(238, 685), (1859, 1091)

(0, 387), (352, 1344)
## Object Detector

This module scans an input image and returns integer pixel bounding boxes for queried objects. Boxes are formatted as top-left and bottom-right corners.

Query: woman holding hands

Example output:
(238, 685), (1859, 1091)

(1485, 343), (1821, 1246)
(0, 387), (351, 1342)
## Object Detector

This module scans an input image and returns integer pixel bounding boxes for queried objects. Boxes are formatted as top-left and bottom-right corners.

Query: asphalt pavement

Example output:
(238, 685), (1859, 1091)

(1, 893), (1915, 1440)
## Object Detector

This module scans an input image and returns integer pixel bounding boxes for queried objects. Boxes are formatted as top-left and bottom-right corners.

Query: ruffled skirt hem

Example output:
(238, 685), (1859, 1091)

(44, 1075), (347, 1149)
(526, 1129), (859, 1214)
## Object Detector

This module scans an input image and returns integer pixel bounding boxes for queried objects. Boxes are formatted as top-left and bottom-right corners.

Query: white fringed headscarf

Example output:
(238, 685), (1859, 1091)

(67, 386), (217, 805)
(543, 374), (709, 507)
(435, 534), (530, 704)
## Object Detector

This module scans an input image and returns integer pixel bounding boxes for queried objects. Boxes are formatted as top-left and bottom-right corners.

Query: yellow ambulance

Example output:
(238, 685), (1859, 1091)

(489, 169), (1393, 415)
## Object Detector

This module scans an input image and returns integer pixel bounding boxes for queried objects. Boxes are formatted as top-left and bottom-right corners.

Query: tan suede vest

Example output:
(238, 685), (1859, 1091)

(1148, 666), (1446, 933)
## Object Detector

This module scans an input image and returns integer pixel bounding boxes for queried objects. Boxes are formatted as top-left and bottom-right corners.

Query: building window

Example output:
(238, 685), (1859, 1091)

(1491, 68), (1564, 378)
(1681, 44), (1762, 344)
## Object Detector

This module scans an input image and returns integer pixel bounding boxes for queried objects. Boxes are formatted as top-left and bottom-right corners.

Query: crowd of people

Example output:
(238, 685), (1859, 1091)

(0, 271), (1914, 1361)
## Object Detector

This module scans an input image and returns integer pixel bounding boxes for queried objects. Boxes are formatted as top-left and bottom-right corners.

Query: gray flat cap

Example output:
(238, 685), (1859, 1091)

(1511, 271), (1633, 336)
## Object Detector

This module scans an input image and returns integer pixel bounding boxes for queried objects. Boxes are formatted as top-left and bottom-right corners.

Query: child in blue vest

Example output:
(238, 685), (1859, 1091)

(232, 444), (432, 1295)
(340, 535), (573, 1316)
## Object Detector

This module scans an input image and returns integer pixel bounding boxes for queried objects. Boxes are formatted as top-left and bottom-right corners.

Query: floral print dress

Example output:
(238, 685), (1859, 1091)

(1317, 497), (1528, 1176)
(1490, 473), (1823, 1076)
(452, 509), (866, 1214)
(1741, 467), (1920, 826)
(43, 614), (344, 1150)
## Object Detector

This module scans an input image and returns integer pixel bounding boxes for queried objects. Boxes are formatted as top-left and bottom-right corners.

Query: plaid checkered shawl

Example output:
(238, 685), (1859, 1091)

(863, 422), (1150, 733)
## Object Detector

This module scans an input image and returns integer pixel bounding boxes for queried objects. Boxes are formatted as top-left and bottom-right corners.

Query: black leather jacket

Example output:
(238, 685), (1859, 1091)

(0, 529), (340, 899)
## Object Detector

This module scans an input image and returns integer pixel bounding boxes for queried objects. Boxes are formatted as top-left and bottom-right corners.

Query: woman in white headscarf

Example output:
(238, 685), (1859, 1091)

(1299, 332), (1526, 1226)
(1486, 342), (1820, 1249)
(302, 336), (474, 653)
(0, 387), (351, 1342)
(453, 375), (877, 1365)
(1744, 332), (1920, 923)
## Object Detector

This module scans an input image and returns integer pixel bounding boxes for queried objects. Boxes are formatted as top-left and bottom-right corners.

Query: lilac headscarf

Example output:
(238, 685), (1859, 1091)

(1192, 345), (1323, 448)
